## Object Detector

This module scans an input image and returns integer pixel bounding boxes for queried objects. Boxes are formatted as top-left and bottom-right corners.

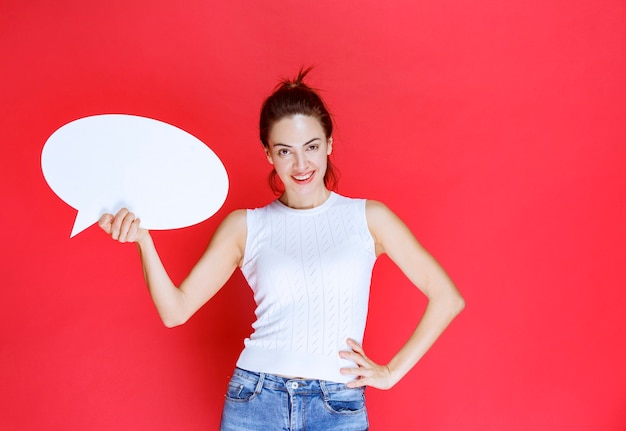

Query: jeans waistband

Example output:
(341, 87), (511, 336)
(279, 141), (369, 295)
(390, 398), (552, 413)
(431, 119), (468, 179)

(231, 367), (354, 393)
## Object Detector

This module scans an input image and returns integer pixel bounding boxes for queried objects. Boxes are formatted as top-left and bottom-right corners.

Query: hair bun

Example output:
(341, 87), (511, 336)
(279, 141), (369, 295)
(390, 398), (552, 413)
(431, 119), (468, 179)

(280, 66), (314, 90)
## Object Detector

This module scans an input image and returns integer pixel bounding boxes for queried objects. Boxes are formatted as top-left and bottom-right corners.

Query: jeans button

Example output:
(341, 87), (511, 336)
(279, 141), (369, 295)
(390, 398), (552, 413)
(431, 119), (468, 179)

(290, 382), (298, 389)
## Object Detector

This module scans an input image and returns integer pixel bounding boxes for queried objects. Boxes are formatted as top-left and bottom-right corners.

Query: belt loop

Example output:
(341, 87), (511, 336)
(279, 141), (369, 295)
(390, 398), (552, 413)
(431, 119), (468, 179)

(319, 380), (330, 401)
(255, 372), (266, 395)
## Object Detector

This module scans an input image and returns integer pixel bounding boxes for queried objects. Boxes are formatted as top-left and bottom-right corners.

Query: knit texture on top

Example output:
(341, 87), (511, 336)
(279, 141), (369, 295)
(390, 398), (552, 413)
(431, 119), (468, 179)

(237, 192), (377, 383)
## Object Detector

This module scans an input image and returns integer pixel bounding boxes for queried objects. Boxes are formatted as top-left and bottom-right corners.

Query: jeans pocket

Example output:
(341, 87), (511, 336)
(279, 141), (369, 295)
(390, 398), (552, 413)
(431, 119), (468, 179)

(224, 372), (260, 403)
(322, 384), (366, 415)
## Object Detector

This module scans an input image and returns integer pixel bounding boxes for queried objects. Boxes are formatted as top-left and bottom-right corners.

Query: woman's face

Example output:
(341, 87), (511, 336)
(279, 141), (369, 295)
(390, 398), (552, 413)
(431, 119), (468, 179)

(266, 114), (332, 195)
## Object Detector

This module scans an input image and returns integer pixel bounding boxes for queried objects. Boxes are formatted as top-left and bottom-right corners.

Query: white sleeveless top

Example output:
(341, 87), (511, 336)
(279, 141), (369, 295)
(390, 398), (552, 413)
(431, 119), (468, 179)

(236, 192), (377, 383)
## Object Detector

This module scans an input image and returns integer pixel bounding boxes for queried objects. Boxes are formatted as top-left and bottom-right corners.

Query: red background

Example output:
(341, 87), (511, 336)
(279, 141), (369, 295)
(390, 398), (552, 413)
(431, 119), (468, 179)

(1, 1), (625, 429)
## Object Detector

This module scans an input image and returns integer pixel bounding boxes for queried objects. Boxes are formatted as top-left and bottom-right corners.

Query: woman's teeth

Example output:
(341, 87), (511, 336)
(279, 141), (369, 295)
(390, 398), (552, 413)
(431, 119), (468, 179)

(293, 172), (313, 181)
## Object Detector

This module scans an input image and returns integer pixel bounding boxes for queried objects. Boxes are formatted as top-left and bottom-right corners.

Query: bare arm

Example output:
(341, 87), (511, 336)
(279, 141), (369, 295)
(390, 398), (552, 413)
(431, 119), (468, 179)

(98, 208), (246, 327)
(340, 200), (465, 389)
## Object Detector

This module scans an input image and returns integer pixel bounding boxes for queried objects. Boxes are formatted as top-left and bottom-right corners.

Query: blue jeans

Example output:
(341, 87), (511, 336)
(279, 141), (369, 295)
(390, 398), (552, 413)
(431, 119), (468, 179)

(220, 367), (369, 431)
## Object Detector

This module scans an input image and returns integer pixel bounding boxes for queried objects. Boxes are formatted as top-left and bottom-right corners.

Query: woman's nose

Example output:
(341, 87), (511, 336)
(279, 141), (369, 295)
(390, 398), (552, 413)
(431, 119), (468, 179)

(294, 154), (307, 170)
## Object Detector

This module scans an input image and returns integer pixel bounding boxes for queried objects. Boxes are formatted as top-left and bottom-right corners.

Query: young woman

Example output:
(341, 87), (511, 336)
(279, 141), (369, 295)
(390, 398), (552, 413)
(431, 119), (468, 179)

(99, 69), (465, 430)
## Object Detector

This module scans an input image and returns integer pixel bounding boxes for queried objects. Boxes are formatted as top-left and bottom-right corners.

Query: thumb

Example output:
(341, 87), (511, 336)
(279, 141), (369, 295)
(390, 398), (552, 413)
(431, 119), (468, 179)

(97, 213), (113, 234)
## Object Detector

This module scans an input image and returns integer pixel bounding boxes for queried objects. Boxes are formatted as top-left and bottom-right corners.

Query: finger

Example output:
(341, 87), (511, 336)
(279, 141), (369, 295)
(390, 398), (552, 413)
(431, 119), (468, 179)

(127, 218), (142, 242)
(118, 211), (136, 243)
(343, 364), (387, 389)
(340, 365), (373, 379)
(110, 208), (130, 240)
(346, 378), (367, 389)
(97, 214), (113, 234)
(339, 354), (377, 378)
(339, 350), (369, 367)
(346, 338), (367, 358)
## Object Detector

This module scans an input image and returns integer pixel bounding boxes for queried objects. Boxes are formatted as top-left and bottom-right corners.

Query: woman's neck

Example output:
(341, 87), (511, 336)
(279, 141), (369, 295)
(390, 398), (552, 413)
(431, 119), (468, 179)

(279, 188), (331, 209)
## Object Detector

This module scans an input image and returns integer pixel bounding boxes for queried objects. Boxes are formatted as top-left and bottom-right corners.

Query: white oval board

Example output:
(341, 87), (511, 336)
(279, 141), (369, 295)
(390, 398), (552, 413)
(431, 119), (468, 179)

(41, 114), (229, 237)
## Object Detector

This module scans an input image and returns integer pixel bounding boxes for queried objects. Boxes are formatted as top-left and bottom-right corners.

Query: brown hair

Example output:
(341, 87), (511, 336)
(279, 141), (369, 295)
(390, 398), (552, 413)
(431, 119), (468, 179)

(259, 67), (338, 194)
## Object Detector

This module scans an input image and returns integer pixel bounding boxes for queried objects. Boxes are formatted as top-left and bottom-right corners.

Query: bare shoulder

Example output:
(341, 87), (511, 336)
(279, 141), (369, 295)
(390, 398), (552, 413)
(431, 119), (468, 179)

(365, 200), (405, 231)
(214, 209), (247, 241)
(366, 199), (393, 222)
(206, 209), (247, 264)
(219, 209), (247, 230)
(365, 200), (413, 256)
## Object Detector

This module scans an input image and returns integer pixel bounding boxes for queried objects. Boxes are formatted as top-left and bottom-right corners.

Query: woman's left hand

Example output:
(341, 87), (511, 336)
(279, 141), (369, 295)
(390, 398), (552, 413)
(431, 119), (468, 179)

(339, 338), (395, 390)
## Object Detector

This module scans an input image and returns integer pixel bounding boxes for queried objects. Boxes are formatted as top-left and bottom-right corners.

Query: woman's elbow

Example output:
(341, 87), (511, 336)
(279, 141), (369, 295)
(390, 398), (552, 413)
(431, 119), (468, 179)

(161, 313), (189, 328)
(434, 287), (465, 318)
(451, 292), (466, 316)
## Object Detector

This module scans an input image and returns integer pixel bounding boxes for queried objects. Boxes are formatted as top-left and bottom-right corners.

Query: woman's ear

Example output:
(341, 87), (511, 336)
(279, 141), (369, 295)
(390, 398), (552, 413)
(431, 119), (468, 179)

(264, 145), (274, 165)
(327, 137), (333, 155)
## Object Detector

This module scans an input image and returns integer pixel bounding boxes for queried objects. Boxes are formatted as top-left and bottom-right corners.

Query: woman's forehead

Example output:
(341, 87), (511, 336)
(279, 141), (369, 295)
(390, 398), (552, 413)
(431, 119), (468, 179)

(269, 115), (326, 144)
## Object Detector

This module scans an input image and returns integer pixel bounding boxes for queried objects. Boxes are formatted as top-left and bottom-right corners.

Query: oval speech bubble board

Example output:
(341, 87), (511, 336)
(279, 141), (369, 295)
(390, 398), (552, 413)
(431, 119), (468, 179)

(42, 114), (229, 237)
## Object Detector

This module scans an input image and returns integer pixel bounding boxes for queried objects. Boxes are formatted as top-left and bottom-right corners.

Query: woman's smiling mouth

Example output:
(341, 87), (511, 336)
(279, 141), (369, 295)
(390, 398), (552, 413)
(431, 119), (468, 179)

(292, 171), (314, 182)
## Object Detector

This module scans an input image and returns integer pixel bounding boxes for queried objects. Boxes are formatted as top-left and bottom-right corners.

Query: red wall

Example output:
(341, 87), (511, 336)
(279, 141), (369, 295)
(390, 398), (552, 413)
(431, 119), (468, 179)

(2, 1), (625, 429)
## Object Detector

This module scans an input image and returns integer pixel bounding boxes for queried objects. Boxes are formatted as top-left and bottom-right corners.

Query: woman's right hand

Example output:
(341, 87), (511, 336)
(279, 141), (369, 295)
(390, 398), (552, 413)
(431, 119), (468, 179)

(98, 208), (148, 243)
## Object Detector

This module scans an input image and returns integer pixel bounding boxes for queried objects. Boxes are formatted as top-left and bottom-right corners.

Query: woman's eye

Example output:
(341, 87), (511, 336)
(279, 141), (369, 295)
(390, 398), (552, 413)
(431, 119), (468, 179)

(307, 145), (318, 151)
(278, 149), (290, 156)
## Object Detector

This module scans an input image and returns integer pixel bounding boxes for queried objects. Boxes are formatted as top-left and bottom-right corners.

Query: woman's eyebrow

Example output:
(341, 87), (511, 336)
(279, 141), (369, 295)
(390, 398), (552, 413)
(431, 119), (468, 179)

(273, 138), (320, 148)
(302, 138), (320, 146)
